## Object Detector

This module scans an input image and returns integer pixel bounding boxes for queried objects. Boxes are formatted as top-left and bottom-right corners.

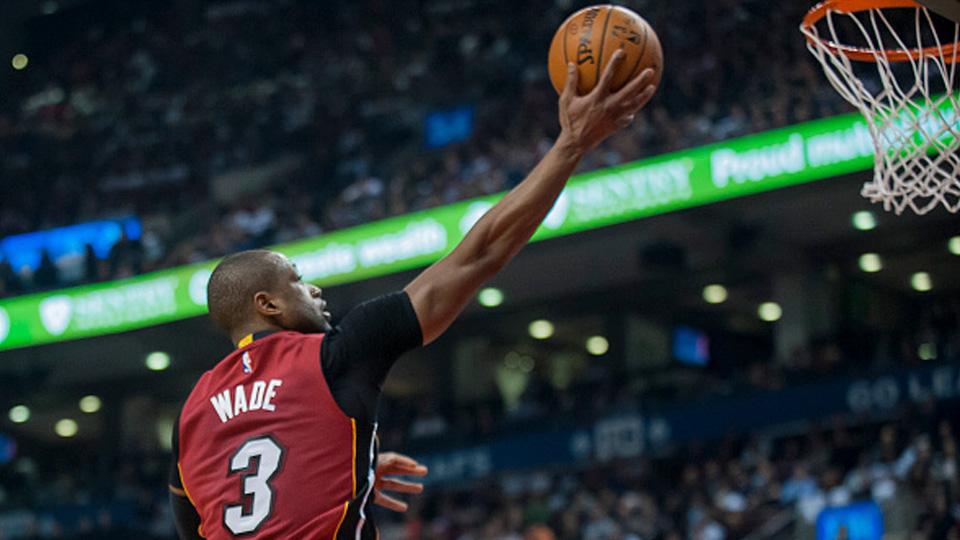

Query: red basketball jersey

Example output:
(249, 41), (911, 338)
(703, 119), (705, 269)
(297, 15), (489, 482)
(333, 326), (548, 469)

(177, 331), (369, 539)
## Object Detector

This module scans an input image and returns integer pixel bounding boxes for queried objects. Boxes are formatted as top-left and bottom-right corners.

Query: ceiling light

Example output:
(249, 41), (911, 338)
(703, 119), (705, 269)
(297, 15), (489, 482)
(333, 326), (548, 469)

(55, 419), (78, 438)
(8, 405), (29, 424)
(11, 54), (28, 71)
(858, 253), (882, 273)
(586, 336), (609, 356)
(702, 284), (728, 304)
(145, 351), (171, 371)
(758, 302), (782, 322)
(79, 395), (101, 414)
(851, 211), (876, 231)
(528, 320), (554, 340)
(911, 272), (932, 292)
(478, 288), (504, 308)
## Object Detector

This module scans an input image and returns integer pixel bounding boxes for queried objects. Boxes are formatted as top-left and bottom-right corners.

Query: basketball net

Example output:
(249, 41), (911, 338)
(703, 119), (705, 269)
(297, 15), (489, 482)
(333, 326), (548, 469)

(802, 1), (960, 214)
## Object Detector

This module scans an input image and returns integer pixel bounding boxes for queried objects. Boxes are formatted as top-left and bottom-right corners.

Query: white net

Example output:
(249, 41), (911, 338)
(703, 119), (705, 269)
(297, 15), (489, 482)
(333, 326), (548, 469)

(802, 3), (960, 214)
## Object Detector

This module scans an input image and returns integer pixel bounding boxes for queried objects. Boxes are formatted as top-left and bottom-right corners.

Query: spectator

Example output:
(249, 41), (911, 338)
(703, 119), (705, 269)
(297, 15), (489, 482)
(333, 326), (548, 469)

(0, 258), (22, 297)
(32, 251), (60, 290)
(108, 231), (144, 279)
(83, 244), (100, 283)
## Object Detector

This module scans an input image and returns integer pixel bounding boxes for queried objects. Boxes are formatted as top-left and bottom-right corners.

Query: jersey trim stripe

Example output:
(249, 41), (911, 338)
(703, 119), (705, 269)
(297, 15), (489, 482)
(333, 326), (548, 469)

(177, 462), (206, 538)
(331, 502), (350, 539)
(350, 418), (357, 496)
(235, 330), (277, 350)
(332, 418), (358, 540)
(177, 463), (199, 509)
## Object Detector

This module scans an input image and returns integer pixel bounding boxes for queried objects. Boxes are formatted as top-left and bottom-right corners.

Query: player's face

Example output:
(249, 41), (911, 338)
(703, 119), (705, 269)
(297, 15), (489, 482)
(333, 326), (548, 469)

(273, 259), (333, 333)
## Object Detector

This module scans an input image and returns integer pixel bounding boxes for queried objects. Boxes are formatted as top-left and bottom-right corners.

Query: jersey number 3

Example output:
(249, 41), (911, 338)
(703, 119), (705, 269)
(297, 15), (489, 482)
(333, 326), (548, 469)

(224, 436), (284, 535)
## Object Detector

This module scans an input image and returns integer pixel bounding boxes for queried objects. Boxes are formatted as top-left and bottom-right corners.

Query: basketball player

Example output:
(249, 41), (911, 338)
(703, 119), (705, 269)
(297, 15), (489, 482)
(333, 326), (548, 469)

(170, 51), (657, 539)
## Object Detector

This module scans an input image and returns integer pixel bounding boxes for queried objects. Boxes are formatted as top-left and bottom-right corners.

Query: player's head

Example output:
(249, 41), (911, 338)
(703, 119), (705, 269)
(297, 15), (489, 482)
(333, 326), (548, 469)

(207, 250), (332, 340)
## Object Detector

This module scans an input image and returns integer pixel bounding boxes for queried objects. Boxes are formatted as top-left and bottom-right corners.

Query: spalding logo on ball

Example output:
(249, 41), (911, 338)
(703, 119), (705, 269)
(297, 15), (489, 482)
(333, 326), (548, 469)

(548, 5), (664, 95)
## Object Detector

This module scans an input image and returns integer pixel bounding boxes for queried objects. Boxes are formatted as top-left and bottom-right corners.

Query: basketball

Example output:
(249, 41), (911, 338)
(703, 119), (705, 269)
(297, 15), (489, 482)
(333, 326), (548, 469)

(548, 5), (663, 95)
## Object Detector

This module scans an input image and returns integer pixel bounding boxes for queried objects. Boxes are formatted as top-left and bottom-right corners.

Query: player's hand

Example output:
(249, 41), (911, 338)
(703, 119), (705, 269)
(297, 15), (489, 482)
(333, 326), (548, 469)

(557, 49), (657, 156)
(373, 452), (428, 513)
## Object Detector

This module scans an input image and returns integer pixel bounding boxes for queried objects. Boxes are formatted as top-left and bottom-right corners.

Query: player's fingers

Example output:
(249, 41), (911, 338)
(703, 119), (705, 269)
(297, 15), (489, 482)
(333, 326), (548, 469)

(379, 478), (424, 494)
(387, 453), (425, 470)
(625, 85), (657, 114)
(561, 63), (579, 100)
(374, 490), (409, 513)
(378, 451), (400, 461)
(612, 68), (655, 104)
(380, 462), (428, 477)
(611, 85), (656, 121)
(594, 49), (625, 96)
(613, 84), (656, 129)
(395, 457), (429, 476)
(374, 493), (408, 513)
(615, 114), (636, 129)
(400, 464), (429, 477)
(378, 453), (428, 476)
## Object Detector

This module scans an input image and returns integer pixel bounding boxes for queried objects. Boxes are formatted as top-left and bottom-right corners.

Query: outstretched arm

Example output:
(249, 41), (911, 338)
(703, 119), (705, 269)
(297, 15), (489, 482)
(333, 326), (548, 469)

(405, 51), (657, 345)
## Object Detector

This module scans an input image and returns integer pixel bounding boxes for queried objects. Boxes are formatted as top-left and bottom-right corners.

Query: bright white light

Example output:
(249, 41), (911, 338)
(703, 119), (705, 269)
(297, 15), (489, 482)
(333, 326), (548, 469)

(528, 320), (554, 340)
(702, 284), (728, 304)
(79, 395), (101, 414)
(858, 253), (883, 273)
(9, 405), (30, 424)
(146, 351), (171, 371)
(478, 288), (504, 308)
(586, 336), (609, 356)
(852, 211), (876, 231)
(11, 54), (28, 71)
(911, 272), (932, 292)
(949, 236), (960, 256)
(758, 302), (782, 322)
(55, 419), (78, 438)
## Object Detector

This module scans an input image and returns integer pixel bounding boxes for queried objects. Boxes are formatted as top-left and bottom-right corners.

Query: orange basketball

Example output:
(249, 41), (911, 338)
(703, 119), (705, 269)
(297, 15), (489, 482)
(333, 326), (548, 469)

(548, 5), (663, 96)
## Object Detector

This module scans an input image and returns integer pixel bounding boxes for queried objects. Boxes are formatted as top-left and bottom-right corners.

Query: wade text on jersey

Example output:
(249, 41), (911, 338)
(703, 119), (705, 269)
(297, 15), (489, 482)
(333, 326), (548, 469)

(210, 379), (283, 423)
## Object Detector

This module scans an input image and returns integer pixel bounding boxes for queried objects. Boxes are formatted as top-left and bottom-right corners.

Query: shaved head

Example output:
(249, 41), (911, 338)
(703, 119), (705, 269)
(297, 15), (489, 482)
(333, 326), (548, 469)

(207, 250), (289, 333)
(206, 250), (331, 340)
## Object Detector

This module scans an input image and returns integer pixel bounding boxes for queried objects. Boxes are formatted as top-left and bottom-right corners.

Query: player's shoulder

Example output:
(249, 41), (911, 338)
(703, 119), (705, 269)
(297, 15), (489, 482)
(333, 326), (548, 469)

(186, 332), (323, 395)
(256, 330), (326, 352)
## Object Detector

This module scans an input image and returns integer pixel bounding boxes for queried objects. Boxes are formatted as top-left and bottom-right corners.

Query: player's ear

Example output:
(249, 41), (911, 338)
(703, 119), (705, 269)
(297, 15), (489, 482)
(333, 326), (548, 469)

(252, 291), (282, 317)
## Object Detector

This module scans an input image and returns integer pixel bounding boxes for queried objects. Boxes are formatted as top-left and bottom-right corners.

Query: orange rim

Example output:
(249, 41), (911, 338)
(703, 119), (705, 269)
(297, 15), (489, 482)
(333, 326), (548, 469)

(802, 0), (960, 62)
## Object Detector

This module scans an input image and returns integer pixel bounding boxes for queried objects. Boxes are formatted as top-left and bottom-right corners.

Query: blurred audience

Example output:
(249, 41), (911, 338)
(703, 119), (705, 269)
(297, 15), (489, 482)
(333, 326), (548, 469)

(390, 406), (959, 539)
(1, 404), (956, 539)
(0, 0), (845, 297)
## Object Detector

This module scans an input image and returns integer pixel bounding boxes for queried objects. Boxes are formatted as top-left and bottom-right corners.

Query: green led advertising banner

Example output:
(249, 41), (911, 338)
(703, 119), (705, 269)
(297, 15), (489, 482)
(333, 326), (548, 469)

(0, 112), (878, 351)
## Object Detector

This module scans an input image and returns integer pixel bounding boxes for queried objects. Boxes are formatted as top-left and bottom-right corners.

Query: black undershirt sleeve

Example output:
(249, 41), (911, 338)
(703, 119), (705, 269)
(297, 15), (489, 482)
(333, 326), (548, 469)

(320, 291), (423, 423)
(168, 413), (204, 540)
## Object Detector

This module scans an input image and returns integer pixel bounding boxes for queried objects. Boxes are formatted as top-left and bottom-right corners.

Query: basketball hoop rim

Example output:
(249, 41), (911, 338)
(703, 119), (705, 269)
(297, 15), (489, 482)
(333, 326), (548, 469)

(802, 0), (960, 63)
